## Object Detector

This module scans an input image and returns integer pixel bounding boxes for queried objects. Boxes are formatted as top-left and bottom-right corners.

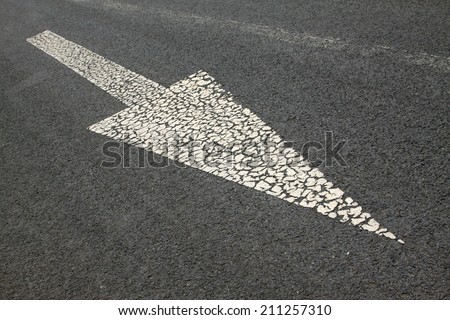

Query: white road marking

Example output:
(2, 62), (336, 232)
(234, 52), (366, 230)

(27, 30), (404, 243)
(67, 0), (450, 72)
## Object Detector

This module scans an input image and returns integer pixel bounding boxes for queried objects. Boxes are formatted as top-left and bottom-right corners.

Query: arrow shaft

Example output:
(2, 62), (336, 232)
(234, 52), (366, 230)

(27, 30), (165, 106)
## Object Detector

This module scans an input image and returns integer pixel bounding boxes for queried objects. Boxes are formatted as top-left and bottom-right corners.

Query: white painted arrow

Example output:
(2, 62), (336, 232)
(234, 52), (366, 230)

(27, 30), (403, 243)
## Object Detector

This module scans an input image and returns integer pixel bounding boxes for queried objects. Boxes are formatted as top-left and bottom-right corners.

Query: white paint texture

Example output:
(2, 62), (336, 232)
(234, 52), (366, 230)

(27, 30), (404, 243)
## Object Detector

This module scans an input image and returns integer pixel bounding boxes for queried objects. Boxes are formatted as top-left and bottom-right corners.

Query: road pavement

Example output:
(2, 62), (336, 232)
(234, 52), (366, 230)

(0, 0), (449, 299)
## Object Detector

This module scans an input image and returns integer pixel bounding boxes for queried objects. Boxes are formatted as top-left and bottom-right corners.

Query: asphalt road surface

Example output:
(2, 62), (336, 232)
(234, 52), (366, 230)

(1, 0), (449, 299)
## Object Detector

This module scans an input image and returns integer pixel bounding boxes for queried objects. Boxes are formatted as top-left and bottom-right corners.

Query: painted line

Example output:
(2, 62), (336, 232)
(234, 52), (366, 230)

(27, 30), (404, 244)
(67, 0), (450, 72)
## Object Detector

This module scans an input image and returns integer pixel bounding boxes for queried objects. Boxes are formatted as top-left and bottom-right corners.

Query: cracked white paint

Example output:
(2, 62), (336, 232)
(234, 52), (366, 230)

(27, 30), (404, 243)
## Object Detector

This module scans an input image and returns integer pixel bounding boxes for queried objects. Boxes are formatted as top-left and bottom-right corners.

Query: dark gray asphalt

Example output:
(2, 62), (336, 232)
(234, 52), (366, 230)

(1, 0), (449, 299)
